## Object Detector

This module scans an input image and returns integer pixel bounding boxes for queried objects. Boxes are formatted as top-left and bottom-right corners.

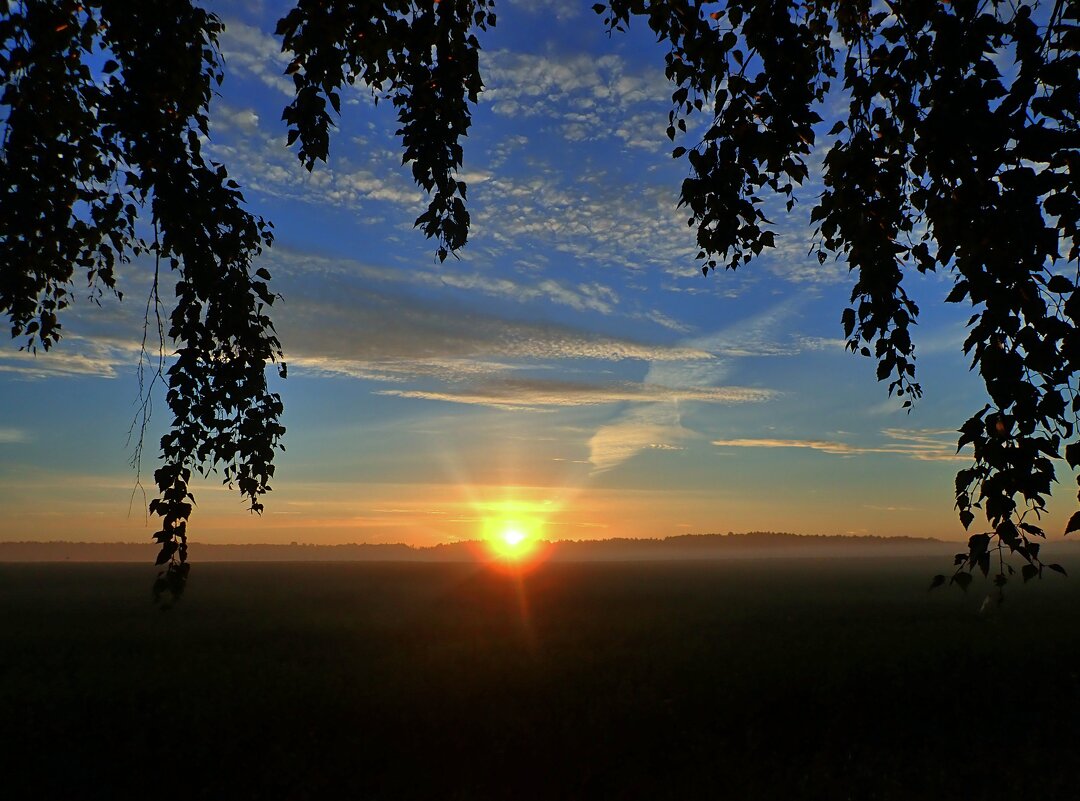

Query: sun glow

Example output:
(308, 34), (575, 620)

(501, 527), (526, 547)
(483, 514), (544, 562)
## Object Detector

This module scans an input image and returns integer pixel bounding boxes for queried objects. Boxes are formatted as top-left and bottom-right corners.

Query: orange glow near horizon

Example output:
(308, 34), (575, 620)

(481, 508), (546, 565)
(485, 519), (539, 560)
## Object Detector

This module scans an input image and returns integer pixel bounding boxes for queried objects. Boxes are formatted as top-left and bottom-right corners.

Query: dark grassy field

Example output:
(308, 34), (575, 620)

(2, 558), (1079, 800)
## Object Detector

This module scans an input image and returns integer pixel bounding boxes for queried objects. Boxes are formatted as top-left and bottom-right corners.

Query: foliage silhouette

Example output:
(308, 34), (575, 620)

(1, 0), (1078, 594)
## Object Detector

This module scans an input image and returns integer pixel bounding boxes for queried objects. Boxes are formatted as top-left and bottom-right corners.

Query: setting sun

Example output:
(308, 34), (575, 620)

(482, 513), (545, 562)
(501, 527), (526, 547)
(487, 520), (535, 559)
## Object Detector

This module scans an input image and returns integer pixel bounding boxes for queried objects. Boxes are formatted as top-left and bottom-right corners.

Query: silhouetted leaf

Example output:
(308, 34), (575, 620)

(1066, 443), (1080, 469)
(997, 520), (1021, 547)
(1047, 275), (1073, 294)
(155, 541), (178, 566)
(1019, 522), (1045, 538)
(968, 533), (990, 560)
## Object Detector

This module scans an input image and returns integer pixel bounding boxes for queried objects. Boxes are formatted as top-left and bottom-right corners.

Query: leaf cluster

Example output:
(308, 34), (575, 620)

(275, 0), (495, 261)
(593, 0), (1080, 584)
(1, 1), (285, 595)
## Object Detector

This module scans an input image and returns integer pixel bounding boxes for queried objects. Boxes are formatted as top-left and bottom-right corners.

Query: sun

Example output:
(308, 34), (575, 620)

(483, 517), (542, 562)
(501, 527), (526, 547)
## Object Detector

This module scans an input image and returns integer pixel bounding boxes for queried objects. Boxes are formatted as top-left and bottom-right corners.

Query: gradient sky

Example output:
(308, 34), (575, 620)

(1, 0), (1071, 546)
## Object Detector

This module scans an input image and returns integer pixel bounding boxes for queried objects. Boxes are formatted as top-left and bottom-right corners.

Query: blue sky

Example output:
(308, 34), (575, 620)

(2, 0), (1065, 547)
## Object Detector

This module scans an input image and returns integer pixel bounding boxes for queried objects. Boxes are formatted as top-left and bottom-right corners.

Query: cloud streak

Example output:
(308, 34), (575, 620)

(712, 429), (967, 462)
(588, 405), (690, 472)
(0, 336), (143, 379)
(272, 277), (714, 379)
(582, 299), (815, 474)
(0, 427), (29, 444)
(379, 380), (775, 411)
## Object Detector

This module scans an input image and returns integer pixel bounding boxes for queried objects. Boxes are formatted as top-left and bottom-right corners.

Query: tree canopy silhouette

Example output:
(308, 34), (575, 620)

(2, 0), (1078, 593)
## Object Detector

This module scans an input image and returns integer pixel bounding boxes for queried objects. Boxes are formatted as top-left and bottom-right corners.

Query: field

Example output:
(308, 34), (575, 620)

(3, 558), (1080, 800)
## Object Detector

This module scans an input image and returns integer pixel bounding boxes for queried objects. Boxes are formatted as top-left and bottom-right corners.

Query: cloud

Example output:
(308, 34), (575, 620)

(797, 335), (847, 351)
(712, 428), (967, 462)
(588, 405), (689, 472)
(636, 309), (693, 333)
(712, 437), (867, 454)
(612, 110), (670, 150)
(213, 104), (263, 134)
(480, 50), (669, 123)
(207, 103), (424, 212)
(218, 19), (292, 95)
(434, 271), (621, 315)
(378, 380), (775, 411)
(881, 428), (968, 459)
(0, 427), (29, 444)
(505, 0), (584, 22)
(0, 336), (143, 379)
(286, 356), (529, 384)
(470, 171), (699, 274)
(685, 297), (810, 358)
(581, 300), (815, 474)
(273, 280), (713, 376)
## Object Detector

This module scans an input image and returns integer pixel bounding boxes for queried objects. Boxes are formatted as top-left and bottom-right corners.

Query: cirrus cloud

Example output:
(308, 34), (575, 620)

(712, 428), (968, 462)
(379, 379), (776, 411)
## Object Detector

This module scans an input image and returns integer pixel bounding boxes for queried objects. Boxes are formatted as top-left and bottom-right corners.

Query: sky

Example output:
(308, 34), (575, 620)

(1, 0), (1071, 547)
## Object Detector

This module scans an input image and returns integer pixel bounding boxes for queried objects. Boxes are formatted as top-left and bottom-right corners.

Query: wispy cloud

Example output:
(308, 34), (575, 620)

(588, 405), (689, 472)
(685, 297), (811, 358)
(0, 336), (143, 379)
(797, 335), (847, 351)
(582, 300), (811, 473)
(712, 437), (866, 454)
(435, 271), (621, 315)
(0, 427), (29, 444)
(379, 380), (775, 411)
(712, 428), (967, 462)
(276, 285), (712, 372)
(635, 309), (693, 333)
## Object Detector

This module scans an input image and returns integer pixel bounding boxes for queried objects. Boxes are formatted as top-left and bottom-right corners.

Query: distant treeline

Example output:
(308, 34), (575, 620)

(0, 531), (965, 563)
(497, 531), (955, 562)
(579, 531), (943, 547)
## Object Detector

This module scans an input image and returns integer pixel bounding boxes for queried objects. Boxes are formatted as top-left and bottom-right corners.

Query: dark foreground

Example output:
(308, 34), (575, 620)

(2, 558), (1079, 800)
